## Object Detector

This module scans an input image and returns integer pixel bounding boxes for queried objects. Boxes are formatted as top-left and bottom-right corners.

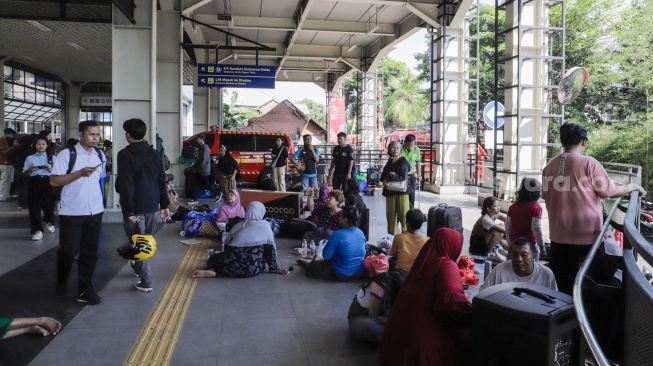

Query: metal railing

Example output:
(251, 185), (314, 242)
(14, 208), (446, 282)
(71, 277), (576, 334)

(573, 162), (647, 366)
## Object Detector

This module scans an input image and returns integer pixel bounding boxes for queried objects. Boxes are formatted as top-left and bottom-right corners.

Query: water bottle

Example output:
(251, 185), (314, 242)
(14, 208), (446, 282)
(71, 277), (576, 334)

(310, 240), (316, 258)
(484, 260), (492, 279)
(316, 240), (325, 258)
(301, 239), (308, 258)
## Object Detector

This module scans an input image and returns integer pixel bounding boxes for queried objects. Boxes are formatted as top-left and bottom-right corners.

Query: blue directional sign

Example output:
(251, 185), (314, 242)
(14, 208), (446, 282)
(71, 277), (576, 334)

(197, 64), (276, 89)
(483, 101), (505, 129)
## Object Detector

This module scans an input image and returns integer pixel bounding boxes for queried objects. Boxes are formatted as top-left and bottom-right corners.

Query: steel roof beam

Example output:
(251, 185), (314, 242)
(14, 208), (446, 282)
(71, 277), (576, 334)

(192, 14), (395, 36)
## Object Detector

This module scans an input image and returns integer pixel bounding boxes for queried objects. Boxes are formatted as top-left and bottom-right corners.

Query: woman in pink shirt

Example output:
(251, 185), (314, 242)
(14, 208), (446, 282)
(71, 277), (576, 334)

(542, 123), (645, 295)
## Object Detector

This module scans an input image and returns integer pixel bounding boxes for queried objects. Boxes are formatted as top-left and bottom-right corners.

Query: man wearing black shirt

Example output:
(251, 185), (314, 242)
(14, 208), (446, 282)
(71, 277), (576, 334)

(330, 132), (355, 191)
(270, 137), (288, 191)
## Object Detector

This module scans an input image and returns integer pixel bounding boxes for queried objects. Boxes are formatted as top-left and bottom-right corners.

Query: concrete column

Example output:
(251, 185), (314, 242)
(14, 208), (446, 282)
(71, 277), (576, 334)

(112, 0), (156, 209)
(428, 25), (470, 195)
(64, 85), (80, 140)
(500, 0), (549, 199)
(193, 67), (208, 134)
(209, 88), (221, 130)
(361, 72), (377, 150)
(0, 60), (4, 129)
(156, 10), (183, 182)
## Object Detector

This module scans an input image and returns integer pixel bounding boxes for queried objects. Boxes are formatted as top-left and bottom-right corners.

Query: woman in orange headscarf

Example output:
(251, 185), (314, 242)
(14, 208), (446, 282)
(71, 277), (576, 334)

(379, 228), (472, 366)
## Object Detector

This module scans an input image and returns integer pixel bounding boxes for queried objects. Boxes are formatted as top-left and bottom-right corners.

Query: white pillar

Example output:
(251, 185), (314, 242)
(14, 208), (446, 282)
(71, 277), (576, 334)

(112, 0), (156, 208)
(0, 60), (4, 129)
(361, 72), (377, 150)
(500, 0), (549, 199)
(65, 85), (80, 140)
(429, 25), (470, 195)
(156, 10), (183, 180)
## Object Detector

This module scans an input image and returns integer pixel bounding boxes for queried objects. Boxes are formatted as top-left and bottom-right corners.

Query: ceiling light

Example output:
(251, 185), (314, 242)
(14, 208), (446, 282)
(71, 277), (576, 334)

(26, 20), (52, 32)
(366, 25), (379, 36)
(347, 44), (357, 52)
(67, 42), (86, 51)
(283, 70), (289, 79)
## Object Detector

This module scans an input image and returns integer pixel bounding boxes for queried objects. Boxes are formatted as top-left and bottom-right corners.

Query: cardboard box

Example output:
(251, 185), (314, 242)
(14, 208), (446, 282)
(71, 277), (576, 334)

(367, 187), (383, 196)
(240, 190), (301, 220)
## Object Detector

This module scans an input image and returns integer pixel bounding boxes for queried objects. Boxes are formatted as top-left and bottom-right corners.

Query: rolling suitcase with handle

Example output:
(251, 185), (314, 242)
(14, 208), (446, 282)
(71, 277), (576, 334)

(427, 203), (463, 236)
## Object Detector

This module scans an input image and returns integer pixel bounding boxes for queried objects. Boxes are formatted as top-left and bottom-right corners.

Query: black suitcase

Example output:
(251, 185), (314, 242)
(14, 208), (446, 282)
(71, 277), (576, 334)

(427, 203), (463, 236)
(184, 167), (196, 198)
(472, 283), (585, 366)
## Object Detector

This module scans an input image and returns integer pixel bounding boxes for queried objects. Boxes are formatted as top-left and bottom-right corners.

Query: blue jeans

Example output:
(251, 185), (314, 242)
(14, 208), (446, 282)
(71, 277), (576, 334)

(301, 175), (318, 191)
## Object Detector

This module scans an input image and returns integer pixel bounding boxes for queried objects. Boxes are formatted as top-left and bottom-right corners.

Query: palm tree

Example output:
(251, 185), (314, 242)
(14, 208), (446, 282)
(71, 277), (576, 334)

(384, 71), (427, 128)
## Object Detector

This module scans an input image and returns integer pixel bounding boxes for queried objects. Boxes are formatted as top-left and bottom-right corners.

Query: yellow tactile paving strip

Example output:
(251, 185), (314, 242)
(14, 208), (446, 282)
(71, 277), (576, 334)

(124, 239), (210, 366)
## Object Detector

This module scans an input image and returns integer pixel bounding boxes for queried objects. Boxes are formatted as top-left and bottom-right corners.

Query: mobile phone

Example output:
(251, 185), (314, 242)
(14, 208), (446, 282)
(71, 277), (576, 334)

(37, 165), (48, 169)
(92, 163), (103, 169)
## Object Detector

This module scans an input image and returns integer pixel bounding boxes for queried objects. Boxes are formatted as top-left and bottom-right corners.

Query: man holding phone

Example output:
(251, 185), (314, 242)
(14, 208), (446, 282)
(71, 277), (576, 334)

(50, 121), (107, 305)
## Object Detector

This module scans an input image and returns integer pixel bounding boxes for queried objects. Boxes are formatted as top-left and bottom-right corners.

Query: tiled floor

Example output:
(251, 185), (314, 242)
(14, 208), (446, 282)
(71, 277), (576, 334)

(0, 189), (541, 365)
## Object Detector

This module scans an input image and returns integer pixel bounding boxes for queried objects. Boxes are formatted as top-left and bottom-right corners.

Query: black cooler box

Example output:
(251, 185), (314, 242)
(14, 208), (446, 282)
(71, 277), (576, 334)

(472, 283), (585, 366)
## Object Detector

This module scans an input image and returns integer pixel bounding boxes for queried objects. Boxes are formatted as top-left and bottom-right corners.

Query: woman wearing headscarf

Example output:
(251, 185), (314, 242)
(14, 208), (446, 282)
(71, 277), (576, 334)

(215, 189), (245, 223)
(192, 201), (288, 278)
(379, 228), (472, 366)
(381, 141), (412, 235)
(213, 145), (239, 199)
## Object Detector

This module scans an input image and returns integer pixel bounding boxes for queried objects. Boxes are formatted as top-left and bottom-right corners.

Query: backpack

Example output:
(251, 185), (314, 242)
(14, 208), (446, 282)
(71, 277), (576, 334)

(65, 146), (104, 174)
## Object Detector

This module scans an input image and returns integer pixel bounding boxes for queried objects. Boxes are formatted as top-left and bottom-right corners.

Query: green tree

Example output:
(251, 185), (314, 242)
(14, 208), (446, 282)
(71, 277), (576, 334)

(384, 71), (427, 128)
(298, 98), (327, 128)
(222, 91), (260, 130)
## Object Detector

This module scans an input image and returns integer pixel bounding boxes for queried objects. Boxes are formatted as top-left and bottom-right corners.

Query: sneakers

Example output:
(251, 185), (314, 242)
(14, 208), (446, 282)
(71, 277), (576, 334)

(45, 222), (55, 233)
(187, 200), (198, 205)
(215, 192), (223, 202)
(77, 291), (102, 305)
(31, 231), (43, 241)
(135, 281), (153, 293)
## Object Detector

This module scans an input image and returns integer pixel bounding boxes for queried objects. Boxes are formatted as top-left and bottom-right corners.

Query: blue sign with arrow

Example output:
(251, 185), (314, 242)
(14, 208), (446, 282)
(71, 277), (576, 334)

(482, 101), (505, 129)
(197, 64), (276, 89)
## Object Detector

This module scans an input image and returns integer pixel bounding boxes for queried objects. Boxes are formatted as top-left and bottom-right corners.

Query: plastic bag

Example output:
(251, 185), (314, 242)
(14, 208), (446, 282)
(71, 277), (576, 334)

(364, 254), (390, 276)
(457, 256), (479, 285)
(181, 208), (221, 237)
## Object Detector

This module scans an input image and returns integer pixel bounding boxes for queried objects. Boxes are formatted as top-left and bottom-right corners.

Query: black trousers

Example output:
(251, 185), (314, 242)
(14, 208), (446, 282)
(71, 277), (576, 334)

(194, 174), (210, 199)
(332, 173), (348, 191)
(57, 213), (103, 294)
(548, 241), (591, 296)
(27, 175), (55, 234)
(407, 174), (417, 208)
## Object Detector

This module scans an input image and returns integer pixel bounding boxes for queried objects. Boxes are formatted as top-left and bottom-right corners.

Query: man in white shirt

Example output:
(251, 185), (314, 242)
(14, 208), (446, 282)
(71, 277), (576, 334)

(480, 237), (558, 292)
(50, 121), (106, 305)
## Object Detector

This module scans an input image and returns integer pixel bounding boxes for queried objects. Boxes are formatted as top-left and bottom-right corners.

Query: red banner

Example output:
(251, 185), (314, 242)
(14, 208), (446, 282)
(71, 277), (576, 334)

(328, 96), (346, 143)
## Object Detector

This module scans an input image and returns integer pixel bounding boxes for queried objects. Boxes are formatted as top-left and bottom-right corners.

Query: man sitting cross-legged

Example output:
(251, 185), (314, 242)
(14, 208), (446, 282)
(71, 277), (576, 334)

(480, 237), (558, 292)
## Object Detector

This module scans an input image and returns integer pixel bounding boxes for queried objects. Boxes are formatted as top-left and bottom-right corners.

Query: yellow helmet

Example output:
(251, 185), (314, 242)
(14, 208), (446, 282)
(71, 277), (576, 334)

(116, 234), (157, 261)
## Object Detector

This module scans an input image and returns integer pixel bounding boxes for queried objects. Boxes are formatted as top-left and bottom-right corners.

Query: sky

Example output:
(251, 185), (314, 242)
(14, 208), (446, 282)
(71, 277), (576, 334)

(220, 29), (428, 106)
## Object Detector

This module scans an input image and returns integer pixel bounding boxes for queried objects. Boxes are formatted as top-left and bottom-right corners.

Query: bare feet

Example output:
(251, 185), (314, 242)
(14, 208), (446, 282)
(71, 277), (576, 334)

(293, 248), (304, 255)
(192, 269), (217, 278)
(39, 317), (61, 335)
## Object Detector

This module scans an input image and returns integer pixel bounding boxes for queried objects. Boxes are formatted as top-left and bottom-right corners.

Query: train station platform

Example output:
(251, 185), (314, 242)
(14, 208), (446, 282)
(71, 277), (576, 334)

(0, 189), (549, 365)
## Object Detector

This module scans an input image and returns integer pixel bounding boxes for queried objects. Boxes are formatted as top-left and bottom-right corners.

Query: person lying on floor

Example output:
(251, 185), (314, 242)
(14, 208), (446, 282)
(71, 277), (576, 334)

(347, 269), (407, 343)
(480, 237), (557, 292)
(296, 206), (366, 281)
(192, 201), (288, 278)
(1, 317), (61, 340)
(215, 189), (245, 223)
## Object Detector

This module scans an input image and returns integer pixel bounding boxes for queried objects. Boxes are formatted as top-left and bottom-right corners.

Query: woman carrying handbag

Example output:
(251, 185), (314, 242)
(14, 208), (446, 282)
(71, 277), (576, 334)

(381, 141), (412, 235)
